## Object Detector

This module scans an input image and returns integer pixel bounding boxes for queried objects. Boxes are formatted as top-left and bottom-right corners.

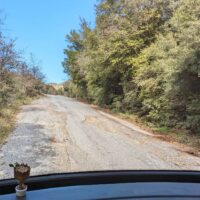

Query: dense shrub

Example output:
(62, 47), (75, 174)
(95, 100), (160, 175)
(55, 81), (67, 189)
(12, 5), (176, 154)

(63, 0), (200, 134)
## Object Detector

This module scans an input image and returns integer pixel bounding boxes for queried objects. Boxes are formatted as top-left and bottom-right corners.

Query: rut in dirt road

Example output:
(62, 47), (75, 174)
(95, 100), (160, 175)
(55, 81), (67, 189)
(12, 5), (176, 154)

(0, 95), (200, 178)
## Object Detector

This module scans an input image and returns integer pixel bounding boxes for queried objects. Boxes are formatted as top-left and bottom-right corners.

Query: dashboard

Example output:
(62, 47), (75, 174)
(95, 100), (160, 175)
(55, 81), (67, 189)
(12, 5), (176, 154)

(0, 171), (200, 199)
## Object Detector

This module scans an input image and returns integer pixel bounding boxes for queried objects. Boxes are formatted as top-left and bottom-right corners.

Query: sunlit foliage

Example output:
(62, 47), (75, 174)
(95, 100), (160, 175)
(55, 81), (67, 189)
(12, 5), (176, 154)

(63, 0), (200, 133)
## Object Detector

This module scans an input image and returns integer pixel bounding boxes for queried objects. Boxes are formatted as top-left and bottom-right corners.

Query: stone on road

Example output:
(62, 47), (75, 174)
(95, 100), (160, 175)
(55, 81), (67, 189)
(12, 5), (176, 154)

(0, 95), (200, 178)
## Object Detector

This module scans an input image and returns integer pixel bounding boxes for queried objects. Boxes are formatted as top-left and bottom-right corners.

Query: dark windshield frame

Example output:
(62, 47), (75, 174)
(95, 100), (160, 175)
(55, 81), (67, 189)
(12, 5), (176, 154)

(1, 170), (200, 195)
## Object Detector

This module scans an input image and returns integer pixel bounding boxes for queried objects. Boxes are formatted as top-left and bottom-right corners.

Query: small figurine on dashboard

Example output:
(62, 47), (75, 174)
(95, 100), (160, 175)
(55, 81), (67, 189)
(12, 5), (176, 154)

(9, 163), (30, 197)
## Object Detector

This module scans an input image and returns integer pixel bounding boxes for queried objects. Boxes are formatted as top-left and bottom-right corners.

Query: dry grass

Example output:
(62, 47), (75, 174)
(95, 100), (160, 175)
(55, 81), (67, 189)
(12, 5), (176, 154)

(0, 107), (17, 144)
(0, 96), (40, 145)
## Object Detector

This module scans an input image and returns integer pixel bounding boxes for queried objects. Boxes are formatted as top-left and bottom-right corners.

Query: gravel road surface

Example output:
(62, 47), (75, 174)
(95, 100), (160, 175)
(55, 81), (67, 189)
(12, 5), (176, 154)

(0, 95), (200, 178)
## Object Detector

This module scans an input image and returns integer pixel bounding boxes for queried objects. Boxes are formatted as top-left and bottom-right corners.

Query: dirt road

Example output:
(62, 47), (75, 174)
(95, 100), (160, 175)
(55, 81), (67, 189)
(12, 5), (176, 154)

(0, 95), (200, 178)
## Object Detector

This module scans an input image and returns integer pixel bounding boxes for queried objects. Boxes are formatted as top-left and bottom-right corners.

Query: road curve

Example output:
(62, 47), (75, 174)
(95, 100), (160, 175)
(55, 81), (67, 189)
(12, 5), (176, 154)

(0, 95), (200, 178)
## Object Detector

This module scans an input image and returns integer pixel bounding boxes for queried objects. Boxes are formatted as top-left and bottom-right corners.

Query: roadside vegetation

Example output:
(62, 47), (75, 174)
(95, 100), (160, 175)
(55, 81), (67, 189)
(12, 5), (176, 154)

(63, 0), (200, 146)
(0, 24), (48, 144)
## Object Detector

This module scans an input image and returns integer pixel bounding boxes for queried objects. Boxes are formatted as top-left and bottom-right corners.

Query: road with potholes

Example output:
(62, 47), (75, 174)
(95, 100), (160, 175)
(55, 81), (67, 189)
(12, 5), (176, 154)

(0, 95), (200, 179)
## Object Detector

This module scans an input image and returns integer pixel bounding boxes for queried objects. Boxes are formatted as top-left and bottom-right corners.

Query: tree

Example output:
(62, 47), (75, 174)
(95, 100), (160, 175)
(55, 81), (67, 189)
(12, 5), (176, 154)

(63, 0), (200, 133)
(135, 0), (200, 132)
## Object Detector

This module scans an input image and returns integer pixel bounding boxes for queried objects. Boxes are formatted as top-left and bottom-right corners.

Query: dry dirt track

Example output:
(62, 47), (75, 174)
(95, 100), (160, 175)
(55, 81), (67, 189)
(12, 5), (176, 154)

(0, 95), (200, 178)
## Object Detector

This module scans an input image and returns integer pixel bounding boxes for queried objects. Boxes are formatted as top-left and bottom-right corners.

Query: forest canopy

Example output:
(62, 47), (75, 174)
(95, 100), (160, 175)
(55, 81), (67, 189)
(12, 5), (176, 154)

(63, 0), (200, 134)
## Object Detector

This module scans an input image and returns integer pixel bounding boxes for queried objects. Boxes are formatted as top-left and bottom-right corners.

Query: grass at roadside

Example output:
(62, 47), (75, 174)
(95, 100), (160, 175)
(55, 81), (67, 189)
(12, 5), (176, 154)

(0, 96), (41, 145)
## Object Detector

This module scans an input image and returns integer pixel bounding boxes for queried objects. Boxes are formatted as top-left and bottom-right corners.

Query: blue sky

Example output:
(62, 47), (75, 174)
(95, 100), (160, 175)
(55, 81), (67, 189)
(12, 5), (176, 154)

(0, 0), (96, 83)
